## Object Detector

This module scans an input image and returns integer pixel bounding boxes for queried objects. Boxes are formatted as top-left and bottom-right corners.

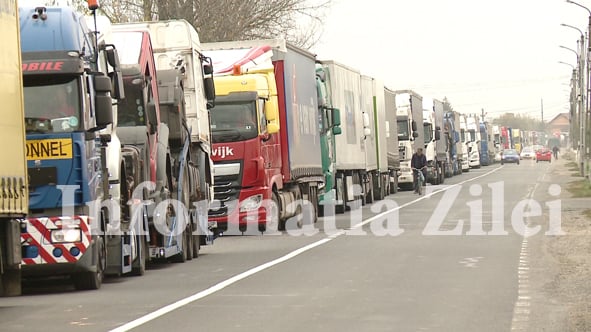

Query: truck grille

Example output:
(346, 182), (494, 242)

(398, 146), (406, 161)
(208, 168), (242, 218)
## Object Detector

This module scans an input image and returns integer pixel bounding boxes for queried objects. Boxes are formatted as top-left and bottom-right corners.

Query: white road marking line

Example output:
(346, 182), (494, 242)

(353, 166), (503, 229)
(511, 169), (544, 330)
(110, 166), (504, 332)
(110, 237), (333, 332)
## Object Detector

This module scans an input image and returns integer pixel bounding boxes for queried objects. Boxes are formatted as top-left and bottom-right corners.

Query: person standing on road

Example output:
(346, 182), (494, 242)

(552, 145), (559, 160)
(411, 147), (427, 193)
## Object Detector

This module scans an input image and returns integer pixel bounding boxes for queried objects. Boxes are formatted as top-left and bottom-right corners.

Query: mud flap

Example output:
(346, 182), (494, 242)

(105, 233), (132, 275)
(121, 233), (132, 274)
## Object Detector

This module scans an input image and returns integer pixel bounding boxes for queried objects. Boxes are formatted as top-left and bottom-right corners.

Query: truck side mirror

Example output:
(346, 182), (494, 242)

(203, 63), (214, 75)
(332, 108), (341, 127)
(93, 75), (113, 130)
(111, 70), (125, 100)
(435, 128), (441, 141)
(104, 47), (125, 100)
(332, 126), (342, 135)
(266, 122), (279, 135)
(204, 77), (215, 109)
(412, 132), (419, 138)
(265, 99), (278, 122)
(146, 101), (158, 135)
(411, 120), (417, 132)
(106, 46), (121, 69)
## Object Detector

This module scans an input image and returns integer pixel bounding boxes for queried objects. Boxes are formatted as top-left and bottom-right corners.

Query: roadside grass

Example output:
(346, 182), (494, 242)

(584, 209), (591, 220)
(567, 179), (591, 197)
(566, 161), (580, 175)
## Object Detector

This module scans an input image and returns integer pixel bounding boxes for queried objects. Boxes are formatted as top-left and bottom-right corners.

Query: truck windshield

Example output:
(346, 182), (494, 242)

(397, 120), (409, 140)
(424, 123), (433, 143)
(210, 101), (258, 143)
(118, 79), (146, 127)
(468, 129), (476, 142)
(23, 76), (81, 134)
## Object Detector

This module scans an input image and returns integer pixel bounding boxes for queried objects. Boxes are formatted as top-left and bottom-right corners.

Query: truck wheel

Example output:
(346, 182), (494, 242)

(335, 174), (346, 214)
(391, 174), (398, 194)
(373, 173), (384, 201)
(0, 223), (21, 296)
(353, 172), (363, 208)
(271, 192), (284, 231)
(308, 185), (319, 224)
(73, 237), (105, 290)
(185, 227), (193, 261)
(365, 173), (374, 204)
(0, 267), (21, 297)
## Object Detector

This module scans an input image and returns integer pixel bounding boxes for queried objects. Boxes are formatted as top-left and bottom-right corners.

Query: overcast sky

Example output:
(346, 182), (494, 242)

(311, 0), (589, 122)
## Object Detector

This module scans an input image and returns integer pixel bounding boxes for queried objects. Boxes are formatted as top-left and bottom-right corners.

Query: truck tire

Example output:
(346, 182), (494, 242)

(185, 227), (193, 261)
(353, 172), (363, 208)
(391, 172), (398, 194)
(0, 223), (21, 296)
(271, 191), (284, 231)
(431, 165), (439, 185)
(0, 267), (21, 297)
(365, 173), (374, 204)
(373, 173), (383, 201)
(335, 173), (346, 214)
(308, 185), (319, 224)
(73, 237), (105, 290)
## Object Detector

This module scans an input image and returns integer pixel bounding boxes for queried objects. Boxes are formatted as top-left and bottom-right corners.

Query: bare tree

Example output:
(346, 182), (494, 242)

(192, 0), (330, 49)
(58, 0), (330, 49)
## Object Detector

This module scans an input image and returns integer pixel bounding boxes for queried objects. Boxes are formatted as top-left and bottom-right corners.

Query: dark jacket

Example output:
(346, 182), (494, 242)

(411, 153), (427, 169)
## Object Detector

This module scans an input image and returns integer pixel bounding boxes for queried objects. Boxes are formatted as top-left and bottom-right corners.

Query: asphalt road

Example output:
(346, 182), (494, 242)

(0, 160), (554, 332)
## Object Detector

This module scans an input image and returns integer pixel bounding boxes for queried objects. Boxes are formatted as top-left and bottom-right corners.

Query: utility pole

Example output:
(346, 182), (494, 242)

(566, 0), (590, 179)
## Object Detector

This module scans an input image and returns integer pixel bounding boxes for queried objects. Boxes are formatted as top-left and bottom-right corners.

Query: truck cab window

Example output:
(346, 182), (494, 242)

(210, 101), (258, 143)
(118, 78), (146, 127)
(23, 77), (81, 133)
(397, 120), (409, 140)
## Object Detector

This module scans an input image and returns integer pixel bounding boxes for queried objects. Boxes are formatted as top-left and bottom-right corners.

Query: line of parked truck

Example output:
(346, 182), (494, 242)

(0, 1), (554, 296)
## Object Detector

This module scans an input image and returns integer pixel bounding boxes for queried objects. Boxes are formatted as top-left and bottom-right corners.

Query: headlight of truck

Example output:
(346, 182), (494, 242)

(51, 228), (82, 243)
(400, 167), (411, 173)
(239, 194), (263, 212)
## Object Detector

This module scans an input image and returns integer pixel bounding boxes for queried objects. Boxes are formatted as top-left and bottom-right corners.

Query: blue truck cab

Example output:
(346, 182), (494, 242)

(19, 5), (123, 290)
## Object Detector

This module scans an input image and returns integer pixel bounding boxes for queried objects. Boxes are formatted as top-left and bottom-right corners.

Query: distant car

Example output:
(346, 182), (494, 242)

(494, 151), (502, 162)
(520, 146), (535, 160)
(501, 149), (520, 165)
(536, 148), (552, 163)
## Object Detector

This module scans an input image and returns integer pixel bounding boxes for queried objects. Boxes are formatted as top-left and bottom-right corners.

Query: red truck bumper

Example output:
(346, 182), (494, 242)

(209, 187), (272, 233)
